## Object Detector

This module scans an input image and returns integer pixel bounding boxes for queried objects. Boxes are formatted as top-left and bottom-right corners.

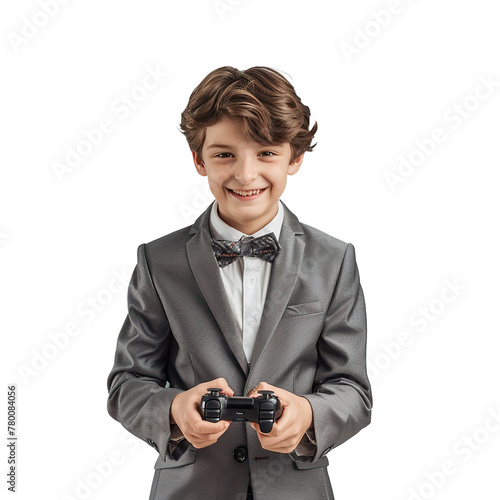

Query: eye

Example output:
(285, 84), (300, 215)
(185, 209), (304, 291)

(214, 153), (233, 158)
(260, 151), (276, 157)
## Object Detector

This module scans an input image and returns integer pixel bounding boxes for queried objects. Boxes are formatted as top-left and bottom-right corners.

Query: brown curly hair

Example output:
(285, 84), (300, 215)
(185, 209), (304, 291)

(179, 66), (318, 163)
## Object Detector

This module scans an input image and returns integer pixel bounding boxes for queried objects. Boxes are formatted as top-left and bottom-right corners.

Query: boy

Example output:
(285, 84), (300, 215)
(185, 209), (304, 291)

(107, 66), (372, 500)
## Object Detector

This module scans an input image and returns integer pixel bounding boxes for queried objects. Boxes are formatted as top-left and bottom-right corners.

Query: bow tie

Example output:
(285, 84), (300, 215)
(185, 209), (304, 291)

(211, 232), (281, 268)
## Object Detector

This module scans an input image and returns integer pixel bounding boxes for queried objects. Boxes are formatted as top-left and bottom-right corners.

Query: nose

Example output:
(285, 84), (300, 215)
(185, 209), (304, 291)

(233, 157), (258, 185)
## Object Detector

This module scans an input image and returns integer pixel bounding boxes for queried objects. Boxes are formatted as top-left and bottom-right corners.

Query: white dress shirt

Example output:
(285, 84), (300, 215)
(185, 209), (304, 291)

(209, 200), (284, 364)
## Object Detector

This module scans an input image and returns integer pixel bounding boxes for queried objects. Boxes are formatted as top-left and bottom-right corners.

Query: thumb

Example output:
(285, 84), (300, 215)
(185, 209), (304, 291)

(255, 381), (276, 392)
(249, 381), (277, 397)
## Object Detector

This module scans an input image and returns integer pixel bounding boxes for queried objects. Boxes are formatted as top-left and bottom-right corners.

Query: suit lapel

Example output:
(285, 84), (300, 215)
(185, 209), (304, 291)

(186, 204), (249, 375)
(249, 203), (305, 371)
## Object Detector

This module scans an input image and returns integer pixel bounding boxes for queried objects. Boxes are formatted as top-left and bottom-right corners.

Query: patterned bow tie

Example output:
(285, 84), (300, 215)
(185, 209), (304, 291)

(211, 232), (281, 268)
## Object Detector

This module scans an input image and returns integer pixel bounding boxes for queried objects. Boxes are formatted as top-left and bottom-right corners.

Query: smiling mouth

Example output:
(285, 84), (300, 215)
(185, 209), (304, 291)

(228, 188), (266, 197)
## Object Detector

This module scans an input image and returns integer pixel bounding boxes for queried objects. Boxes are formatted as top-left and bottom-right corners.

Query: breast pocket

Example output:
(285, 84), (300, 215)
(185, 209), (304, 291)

(282, 300), (323, 319)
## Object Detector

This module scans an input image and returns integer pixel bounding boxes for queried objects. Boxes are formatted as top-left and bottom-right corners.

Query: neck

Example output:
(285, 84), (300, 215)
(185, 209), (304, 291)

(218, 204), (279, 236)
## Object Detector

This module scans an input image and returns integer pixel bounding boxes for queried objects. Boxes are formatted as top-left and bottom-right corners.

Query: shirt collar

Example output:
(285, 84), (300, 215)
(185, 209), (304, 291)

(209, 200), (284, 242)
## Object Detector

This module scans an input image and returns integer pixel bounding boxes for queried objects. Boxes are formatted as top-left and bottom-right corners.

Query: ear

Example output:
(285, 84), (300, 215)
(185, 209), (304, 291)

(288, 152), (304, 176)
(192, 151), (207, 177)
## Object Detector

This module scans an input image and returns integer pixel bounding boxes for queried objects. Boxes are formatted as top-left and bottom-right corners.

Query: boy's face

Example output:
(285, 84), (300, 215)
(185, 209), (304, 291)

(192, 117), (304, 235)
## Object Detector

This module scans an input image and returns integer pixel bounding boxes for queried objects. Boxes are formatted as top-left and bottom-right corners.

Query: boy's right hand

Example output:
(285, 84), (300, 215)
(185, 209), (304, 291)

(170, 378), (233, 449)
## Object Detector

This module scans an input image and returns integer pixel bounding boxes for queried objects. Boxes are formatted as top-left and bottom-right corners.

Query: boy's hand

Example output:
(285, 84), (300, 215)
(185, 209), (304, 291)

(170, 378), (234, 449)
(249, 382), (313, 454)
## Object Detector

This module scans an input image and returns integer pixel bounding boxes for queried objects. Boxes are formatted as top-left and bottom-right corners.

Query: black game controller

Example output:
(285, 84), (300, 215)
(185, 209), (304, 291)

(200, 388), (283, 433)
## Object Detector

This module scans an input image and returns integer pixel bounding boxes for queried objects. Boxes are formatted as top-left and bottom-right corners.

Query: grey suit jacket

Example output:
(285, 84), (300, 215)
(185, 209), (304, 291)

(107, 202), (372, 500)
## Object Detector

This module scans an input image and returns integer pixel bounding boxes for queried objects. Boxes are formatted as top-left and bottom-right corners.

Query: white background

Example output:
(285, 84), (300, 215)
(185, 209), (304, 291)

(1, 1), (500, 499)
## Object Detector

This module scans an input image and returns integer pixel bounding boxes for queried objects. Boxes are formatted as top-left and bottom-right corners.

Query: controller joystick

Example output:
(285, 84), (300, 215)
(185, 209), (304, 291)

(207, 388), (222, 396)
(258, 390), (274, 399)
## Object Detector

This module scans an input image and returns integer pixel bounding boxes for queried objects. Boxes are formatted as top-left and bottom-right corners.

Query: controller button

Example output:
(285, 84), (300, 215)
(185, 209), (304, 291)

(259, 421), (273, 433)
(205, 400), (221, 409)
(260, 411), (274, 420)
(260, 401), (274, 410)
(204, 410), (221, 419)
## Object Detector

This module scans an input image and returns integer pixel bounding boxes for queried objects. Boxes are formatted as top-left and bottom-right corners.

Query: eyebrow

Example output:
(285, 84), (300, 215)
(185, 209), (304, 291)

(206, 144), (234, 150)
(206, 143), (285, 150)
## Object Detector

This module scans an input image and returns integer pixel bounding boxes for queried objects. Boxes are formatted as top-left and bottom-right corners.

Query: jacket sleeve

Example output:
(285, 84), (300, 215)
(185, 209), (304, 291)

(301, 242), (372, 462)
(107, 243), (184, 461)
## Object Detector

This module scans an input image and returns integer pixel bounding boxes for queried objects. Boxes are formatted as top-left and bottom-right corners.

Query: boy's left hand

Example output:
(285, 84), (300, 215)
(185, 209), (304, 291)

(249, 382), (313, 454)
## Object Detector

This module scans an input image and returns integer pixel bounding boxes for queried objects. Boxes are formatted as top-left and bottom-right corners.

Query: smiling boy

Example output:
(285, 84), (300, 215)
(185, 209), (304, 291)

(107, 66), (372, 500)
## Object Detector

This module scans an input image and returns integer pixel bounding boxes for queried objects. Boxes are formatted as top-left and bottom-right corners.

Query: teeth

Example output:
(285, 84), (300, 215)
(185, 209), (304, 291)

(231, 189), (263, 197)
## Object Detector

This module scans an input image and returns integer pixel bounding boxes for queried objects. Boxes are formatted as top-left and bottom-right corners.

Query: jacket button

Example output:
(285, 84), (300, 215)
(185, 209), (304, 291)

(233, 446), (248, 463)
